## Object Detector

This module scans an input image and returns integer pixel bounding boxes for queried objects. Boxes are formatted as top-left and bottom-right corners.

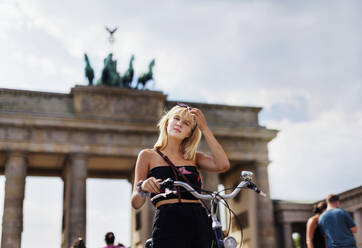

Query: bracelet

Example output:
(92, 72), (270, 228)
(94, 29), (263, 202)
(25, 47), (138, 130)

(136, 180), (149, 198)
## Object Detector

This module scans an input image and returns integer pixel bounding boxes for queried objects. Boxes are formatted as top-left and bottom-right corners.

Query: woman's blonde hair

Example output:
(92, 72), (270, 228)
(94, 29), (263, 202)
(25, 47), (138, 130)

(154, 105), (202, 161)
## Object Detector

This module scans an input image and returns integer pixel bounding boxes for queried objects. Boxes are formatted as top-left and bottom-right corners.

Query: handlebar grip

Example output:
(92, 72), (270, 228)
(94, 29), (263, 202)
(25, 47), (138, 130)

(247, 182), (267, 197)
(259, 191), (267, 197)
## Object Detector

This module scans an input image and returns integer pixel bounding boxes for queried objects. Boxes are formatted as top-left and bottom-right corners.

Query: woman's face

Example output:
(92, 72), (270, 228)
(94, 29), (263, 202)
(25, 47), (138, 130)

(166, 114), (193, 140)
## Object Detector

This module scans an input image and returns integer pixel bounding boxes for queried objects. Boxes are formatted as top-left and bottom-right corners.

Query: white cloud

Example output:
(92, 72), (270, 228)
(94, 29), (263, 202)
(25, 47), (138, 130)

(196, 87), (311, 109)
(12, 51), (57, 76)
(267, 109), (362, 201)
(0, 0), (26, 31)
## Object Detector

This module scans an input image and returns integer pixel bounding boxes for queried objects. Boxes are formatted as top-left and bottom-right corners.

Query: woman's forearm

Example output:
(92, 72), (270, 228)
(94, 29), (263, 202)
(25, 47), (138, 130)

(131, 192), (146, 209)
(306, 239), (314, 248)
(202, 126), (230, 171)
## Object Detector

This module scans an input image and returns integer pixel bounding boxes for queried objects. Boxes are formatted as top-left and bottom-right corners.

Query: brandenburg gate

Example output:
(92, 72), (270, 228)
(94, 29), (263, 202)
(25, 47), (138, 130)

(0, 86), (278, 248)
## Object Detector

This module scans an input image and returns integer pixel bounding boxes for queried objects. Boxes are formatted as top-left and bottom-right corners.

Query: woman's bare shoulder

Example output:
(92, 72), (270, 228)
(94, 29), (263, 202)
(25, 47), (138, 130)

(139, 148), (165, 162)
(136, 149), (158, 172)
(138, 148), (156, 159)
(308, 215), (319, 225)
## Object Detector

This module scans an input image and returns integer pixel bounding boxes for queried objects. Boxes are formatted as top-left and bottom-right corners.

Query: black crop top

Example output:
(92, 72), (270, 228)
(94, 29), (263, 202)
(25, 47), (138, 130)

(148, 165), (202, 206)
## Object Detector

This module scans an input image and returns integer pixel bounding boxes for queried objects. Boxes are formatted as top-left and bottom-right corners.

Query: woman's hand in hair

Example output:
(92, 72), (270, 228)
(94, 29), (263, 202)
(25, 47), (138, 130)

(190, 108), (207, 132)
(190, 108), (230, 173)
(142, 177), (162, 193)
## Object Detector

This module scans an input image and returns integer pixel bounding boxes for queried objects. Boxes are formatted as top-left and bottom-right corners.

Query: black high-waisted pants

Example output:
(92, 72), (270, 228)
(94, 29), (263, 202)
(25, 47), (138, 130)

(152, 203), (213, 248)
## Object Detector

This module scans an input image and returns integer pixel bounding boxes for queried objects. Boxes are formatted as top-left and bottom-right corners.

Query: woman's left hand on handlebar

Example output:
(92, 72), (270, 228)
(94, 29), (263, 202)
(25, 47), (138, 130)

(141, 177), (162, 194)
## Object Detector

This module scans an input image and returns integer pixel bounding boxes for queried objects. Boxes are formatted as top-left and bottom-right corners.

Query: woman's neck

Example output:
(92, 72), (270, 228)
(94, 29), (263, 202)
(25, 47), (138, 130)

(163, 137), (183, 157)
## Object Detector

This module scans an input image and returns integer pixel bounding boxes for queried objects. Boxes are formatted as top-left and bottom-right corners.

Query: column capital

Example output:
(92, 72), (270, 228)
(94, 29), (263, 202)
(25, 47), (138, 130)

(4, 151), (27, 176)
(6, 150), (27, 158)
(254, 160), (271, 167)
(68, 153), (88, 161)
(279, 219), (294, 224)
(67, 153), (88, 179)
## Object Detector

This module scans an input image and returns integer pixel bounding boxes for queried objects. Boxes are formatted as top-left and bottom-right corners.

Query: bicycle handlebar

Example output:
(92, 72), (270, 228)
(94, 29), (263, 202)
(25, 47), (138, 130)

(150, 171), (266, 202)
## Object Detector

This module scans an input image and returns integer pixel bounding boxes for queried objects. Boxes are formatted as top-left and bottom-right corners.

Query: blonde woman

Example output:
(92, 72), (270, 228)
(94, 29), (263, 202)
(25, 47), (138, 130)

(131, 103), (230, 248)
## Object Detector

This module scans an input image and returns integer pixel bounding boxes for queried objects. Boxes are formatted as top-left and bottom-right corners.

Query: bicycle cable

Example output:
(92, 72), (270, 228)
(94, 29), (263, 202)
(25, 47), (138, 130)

(214, 188), (244, 248)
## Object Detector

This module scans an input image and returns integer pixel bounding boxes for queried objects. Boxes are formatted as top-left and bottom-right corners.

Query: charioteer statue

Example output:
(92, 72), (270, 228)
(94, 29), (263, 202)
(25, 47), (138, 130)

(84, 26), (155, 90)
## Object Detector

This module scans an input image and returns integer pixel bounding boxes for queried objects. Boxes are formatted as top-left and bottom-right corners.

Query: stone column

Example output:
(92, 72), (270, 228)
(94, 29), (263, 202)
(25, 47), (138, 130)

(62, 154), (87, 248)
(131, 200), (155, 248)
(300, 227), (307, 248)
(354, 208), (362, 248)
(130, 169), (156, 248)
(255, 161), (277, 248)
(200, 171), (219, 210)
(282, 222), (293, 248)
(1, 152), (27, 248)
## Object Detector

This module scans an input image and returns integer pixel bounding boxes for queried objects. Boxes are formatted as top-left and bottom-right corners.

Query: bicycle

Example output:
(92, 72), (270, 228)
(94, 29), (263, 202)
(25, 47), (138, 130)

(144, 170), (266, 248)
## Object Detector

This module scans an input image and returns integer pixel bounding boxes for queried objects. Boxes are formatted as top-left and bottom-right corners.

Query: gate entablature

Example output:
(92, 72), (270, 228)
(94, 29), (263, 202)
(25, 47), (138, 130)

(0, 86), (276, 176)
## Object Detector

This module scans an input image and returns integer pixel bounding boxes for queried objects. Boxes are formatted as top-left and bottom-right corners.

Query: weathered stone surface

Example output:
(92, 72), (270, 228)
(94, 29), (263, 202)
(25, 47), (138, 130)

(166, 101), (262, 128)
(131, 200), (154, 248)
(219, 163), (258, 248)
(274, 201), (313, 223)
(340, 186), (362, 211)
(282, 222), (293, 248)
(62, 154), (87, 248)
(0, 88), (73, 116)
(1, 152), (27, 248)
(354, 208), (362, 248)
(72, 86), (166, 122)
(255, 162), (277, 248)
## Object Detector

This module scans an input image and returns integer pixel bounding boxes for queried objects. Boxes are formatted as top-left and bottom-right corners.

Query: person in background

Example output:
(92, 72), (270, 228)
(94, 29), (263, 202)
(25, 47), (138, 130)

(319, 194), (358, 248)
(306, 201), (327, 248)
(72, 237), (86, 248)
(104, 232), (123, 248)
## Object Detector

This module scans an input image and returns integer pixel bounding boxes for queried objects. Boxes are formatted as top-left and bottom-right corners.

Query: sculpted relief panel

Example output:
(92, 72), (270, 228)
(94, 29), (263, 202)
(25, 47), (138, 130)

(72, 86), (166, 122)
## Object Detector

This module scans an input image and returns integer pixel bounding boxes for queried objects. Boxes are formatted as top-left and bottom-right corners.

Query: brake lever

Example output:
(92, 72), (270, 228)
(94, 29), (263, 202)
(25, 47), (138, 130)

(150, 179), (177, 202)
(160, 178), (175, 191)
(150, 188), (178, 202)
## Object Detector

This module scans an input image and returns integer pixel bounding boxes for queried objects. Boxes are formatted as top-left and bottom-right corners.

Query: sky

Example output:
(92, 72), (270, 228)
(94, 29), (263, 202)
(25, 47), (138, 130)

(0, 0), (362, 247)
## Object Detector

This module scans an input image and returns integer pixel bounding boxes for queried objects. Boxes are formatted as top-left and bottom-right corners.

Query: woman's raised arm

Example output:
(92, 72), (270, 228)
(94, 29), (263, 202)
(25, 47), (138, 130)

(190, 108), (230, 172)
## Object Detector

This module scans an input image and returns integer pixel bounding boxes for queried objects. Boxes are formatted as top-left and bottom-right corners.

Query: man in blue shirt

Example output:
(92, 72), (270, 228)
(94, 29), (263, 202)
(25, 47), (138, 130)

(319, 194), (358, 248)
